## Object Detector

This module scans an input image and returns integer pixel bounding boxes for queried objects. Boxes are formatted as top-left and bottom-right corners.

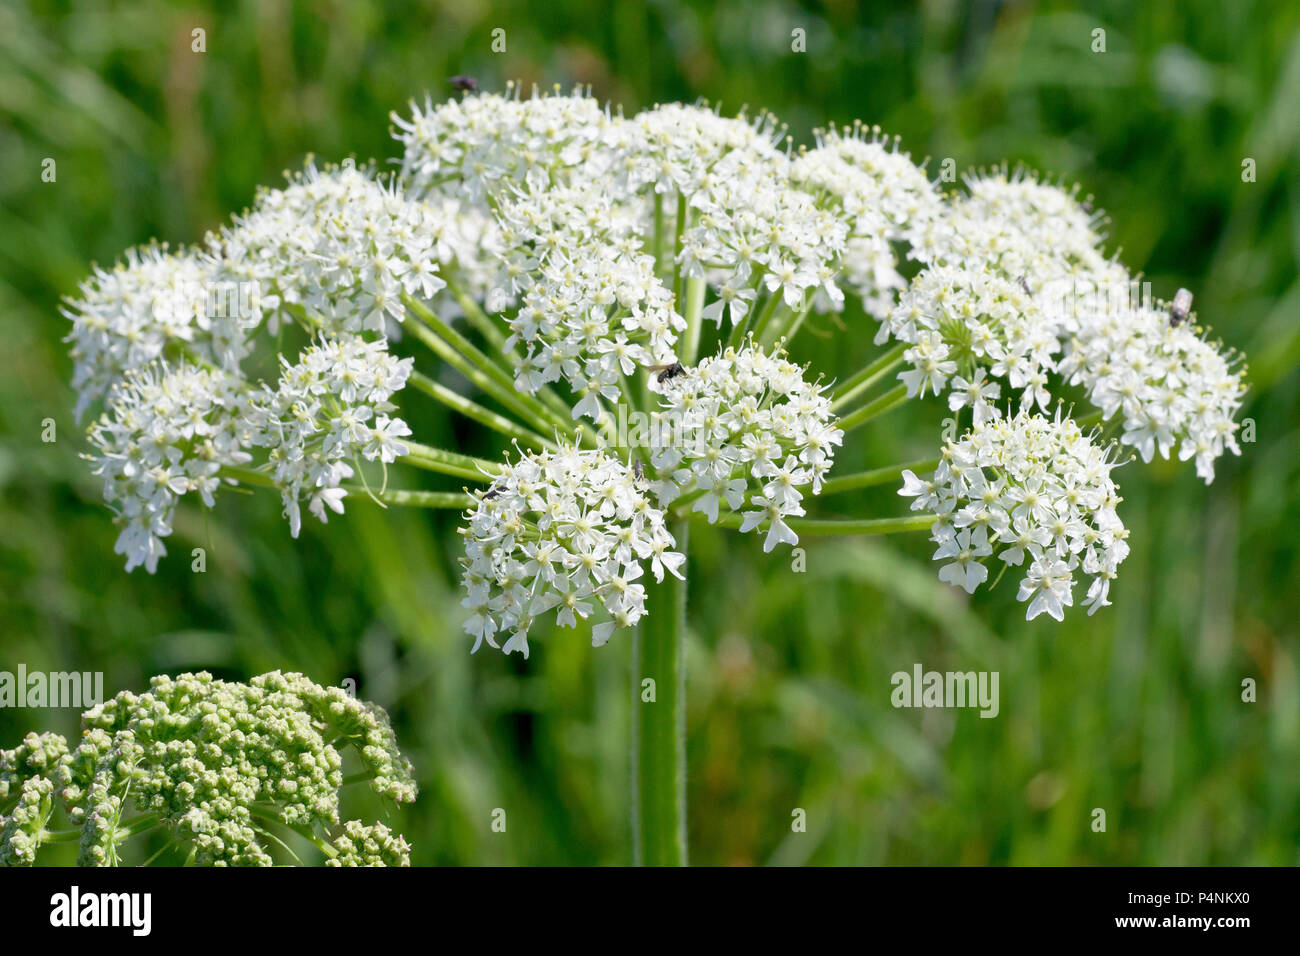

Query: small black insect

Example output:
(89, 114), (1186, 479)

(482, 484), (502, 500)
(449, 75), (479, 92)
(651, 362), (685, 384)
(1018, 274), (1033, 298)
(632, 460), (645, 484)
(1169, 288), (1193, 327)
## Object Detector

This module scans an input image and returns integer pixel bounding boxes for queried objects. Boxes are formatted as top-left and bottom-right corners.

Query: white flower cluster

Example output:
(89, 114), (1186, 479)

(393, 85), (614, 202)
(883, 264), (1042, 420)
(460, 444), (684, 657)
(1, 672), (417, 867)
(679, 156), (848, 318)
(245, 335), (413, 537)
(616, 102), (785, 196)
(87, 362), (250, 573)
(880, 171), (1114, 418)
(621, 105), (847, 319)
(648, 342), (842, 552)
(899, 410), (1129, 621)
(85, 333), (412, 572)
(874, 168), (1244, 482)
(64, 244), (254, 420)
(792, 123), (943, 316)
(1059, 300), (1246, 481)
(215, 162), (448, 335)
(507, 240), (683, 420)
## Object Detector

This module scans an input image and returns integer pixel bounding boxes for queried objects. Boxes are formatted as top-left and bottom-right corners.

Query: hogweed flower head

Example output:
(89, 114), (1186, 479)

(0, 672), (416, 867)
(65, 88), (1249, 637)
(393, 85), (615, 203)
(214, 162), (449, 336)
(900, 409), (1129, 621)
(63, 244), (253, 420)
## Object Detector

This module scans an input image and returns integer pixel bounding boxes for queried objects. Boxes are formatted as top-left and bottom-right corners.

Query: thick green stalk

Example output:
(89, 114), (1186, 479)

(680, 276), (707, 366)
(633, 520), (688, 866)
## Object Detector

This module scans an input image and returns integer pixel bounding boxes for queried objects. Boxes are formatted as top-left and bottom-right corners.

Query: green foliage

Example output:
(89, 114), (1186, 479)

(1, 0), (1297, 864)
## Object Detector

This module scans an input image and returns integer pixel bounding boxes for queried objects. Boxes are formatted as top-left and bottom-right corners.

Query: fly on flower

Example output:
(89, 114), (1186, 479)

(650, 362), (685, 383)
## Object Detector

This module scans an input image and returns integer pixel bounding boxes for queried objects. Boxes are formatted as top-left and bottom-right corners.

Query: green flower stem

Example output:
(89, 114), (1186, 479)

(403, 296), (574, 439)
(680, 276), (707, 366)
(408, 369), (555, 450)
(220, 464), (279, 490)
(441, 274), (507, 354)
(653, 192), (666, 278)
(1075, 409), (1105, 428)
(749, 294), (788, 344)
(831, 343), (908, 410)
(39, 827), (82, 843)
(671, 192), (688, 300)
(346, 488), (474, 509)
(699, 512), (937, 535)
(404, 440), (502, 482)
(439, 277), (575, 424)
(632, 519), (689, 867)
(760, 303), (809, 349)
(218, 465), (476, 507)
(838, 383), (910, 433)
(820, 457), (942, 496)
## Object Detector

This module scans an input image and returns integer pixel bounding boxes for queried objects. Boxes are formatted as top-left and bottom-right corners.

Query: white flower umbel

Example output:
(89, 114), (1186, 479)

(87, 362), (251, 573)
(64, 244), (256, 420)
(679, 158), (848, 319)
(459, 444), (683, 657)
(618, 102), (787, 198)
(213, 162), (448, 336)
(792, 123), (943, 316)
(899, 409), (1129, 621)
(505, 238), (683, 420)
(885, 264), (1044, 414)
(244, 335), (413, 537)
(393, 85), (615, 203)
(649, 341), (842, 551)
(1059, 299), (1246, 482)
(487, 176), (682, 415)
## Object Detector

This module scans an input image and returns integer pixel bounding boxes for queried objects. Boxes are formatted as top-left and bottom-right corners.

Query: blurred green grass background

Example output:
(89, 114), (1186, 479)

(2, 0), (1298, 865)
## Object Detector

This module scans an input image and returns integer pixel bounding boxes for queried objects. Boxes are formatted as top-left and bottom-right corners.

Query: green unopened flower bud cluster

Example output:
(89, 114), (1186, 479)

(0, 671), (416, 866)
